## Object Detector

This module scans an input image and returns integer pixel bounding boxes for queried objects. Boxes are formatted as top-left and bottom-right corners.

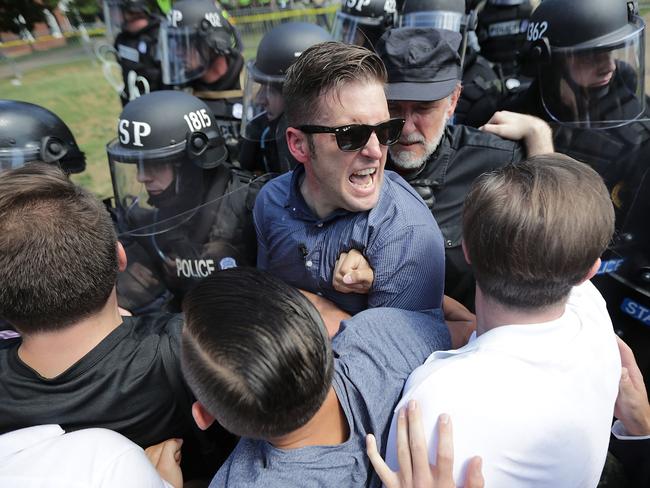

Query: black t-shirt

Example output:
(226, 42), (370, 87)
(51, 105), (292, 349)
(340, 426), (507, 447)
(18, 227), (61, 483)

(0, 314), (190, 445)
(0, 313), (237, 479)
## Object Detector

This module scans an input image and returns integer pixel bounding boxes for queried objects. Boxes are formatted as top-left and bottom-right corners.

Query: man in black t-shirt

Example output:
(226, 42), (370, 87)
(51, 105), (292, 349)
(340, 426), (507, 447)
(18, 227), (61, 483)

(0, 164), (232, 479)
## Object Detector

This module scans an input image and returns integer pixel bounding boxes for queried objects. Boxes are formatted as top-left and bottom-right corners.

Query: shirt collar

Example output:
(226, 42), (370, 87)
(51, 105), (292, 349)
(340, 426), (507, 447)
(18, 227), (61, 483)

(0, 425), (64, 461)
(285, 165), (351, 224)
(424, 308), (577, 365)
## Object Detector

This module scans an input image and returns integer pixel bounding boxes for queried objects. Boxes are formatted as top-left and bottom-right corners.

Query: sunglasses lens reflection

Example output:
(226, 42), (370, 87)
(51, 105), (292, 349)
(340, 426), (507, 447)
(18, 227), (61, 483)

(336, 119), (404, 151)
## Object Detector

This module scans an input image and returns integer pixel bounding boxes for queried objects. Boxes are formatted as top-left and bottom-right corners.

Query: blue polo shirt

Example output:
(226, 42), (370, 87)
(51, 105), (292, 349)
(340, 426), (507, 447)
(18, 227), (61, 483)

(254, 165), (445, 314)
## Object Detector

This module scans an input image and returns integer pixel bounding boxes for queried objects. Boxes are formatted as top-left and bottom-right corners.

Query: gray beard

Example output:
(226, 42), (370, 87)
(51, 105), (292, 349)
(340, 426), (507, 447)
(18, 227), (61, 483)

(389, 118), (447, 171)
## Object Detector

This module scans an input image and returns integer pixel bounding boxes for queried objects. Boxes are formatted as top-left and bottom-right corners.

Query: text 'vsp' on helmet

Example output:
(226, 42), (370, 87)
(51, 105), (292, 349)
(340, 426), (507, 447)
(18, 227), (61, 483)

(159, 0), (242, 86)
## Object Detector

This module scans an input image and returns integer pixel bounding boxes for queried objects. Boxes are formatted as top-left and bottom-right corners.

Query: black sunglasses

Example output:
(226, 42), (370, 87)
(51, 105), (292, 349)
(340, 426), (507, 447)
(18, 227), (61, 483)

(296, 118), (405, 152)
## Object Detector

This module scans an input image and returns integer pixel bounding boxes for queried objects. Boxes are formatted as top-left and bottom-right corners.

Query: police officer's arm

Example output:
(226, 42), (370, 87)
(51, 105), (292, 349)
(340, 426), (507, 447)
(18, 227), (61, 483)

(367, 401), (484, 488)
(480, 111), (554, 156)
(614, 337), (650, 436)
(609, 337), (650, 488)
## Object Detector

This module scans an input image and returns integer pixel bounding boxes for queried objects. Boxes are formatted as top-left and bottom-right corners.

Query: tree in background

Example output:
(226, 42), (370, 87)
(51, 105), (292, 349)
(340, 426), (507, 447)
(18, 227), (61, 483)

(0, 0), (100, 35)
(0, 0), (45, 34)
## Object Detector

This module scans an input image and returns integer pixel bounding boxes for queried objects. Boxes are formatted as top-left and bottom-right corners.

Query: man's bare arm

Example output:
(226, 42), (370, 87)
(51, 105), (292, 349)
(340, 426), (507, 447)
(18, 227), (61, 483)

(481, 111), (554, 156)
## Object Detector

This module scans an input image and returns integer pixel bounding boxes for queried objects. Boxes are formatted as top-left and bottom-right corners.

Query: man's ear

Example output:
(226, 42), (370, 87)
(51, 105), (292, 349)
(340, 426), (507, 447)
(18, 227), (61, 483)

(579, 258), (602, 284)
(447, 84), (462, 118)
(192, 401), (215, 431)
(117, 241), (127, 272)
(286, 127), (310, 164)
(461, 239), (471, 265)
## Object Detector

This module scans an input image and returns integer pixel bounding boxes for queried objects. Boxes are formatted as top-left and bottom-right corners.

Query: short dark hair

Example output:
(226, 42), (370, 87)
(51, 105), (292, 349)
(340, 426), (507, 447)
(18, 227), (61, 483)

(462, 153), (614, 309)
(283, 41), (387, 126)
(181, 267), (334, 439)
(0, 163), (118, 333)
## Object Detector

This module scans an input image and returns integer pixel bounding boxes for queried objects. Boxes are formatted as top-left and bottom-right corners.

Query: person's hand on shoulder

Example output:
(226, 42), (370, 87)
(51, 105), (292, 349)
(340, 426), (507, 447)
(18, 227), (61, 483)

(615, 337), (650, 436)
(366, 400), (484, 488)
(333, 249), (374, 294)
(480, 111), (554, 156)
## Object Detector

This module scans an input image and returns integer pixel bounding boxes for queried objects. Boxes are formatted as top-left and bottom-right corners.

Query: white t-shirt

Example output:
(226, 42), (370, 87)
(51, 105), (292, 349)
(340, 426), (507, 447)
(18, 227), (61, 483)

(386, 281), (620, 487)
(0, 425), (173, 488)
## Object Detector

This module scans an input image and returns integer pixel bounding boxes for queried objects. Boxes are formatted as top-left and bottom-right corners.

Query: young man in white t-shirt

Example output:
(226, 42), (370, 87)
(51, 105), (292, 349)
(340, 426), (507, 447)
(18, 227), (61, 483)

(386, 153), (621, 487)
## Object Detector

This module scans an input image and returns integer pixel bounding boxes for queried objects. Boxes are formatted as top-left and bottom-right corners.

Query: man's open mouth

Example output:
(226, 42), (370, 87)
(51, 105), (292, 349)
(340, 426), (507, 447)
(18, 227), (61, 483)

(349, 167), (376, 188)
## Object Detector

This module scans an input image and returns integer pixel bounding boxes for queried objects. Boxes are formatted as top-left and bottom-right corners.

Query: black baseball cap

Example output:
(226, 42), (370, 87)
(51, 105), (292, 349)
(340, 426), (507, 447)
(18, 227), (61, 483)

(376, 27), (462, 101)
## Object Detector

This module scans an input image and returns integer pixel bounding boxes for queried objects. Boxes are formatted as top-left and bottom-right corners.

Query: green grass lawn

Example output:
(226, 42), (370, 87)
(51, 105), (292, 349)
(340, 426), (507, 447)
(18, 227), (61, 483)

(1, 58), (122, 198)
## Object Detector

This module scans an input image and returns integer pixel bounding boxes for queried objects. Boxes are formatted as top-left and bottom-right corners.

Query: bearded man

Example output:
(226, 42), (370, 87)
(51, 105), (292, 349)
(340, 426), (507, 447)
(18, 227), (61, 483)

(377, 27), (553, 309)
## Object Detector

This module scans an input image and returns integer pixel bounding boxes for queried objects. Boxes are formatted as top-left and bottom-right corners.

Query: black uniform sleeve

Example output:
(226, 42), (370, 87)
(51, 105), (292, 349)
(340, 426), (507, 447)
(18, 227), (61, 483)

(609, 434), (650, 487)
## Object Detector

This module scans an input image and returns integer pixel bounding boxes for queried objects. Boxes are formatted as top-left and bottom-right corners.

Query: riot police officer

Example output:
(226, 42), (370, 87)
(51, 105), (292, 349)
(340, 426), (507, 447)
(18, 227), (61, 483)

(0, 100), (85, 173)
(159, 0), (244, 160)
(104, 0), (165, 106)
(332, 0), (398, 48)
(476, 0), (533, 85)
(107, 91), (263, 312)
(398, 0), (504, 127)
(239, 22), (332, 174)
(503, 0), (650, 380)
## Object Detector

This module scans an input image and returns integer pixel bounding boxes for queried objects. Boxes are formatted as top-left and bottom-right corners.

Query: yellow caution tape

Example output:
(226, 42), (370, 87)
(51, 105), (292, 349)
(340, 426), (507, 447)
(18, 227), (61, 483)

(232, 5), (338, 23)
(0, 27), (106, 48)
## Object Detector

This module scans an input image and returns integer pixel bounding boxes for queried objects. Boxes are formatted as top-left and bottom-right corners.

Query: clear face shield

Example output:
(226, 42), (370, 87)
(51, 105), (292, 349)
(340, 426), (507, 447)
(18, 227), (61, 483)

(241, 61), (286, 142)
(0, 134), (73, 171)
(539, 19), (647, 129)
(104, 0), (150, 38)
(159, 23), (210, 85)
(0, 146), (40, 171)
(332, 11), (385, 47)
(399, 11), (464, 31)
(110, 146), (261, 268)
(103, 0), (125, 40)
(107, 138), (211, 233)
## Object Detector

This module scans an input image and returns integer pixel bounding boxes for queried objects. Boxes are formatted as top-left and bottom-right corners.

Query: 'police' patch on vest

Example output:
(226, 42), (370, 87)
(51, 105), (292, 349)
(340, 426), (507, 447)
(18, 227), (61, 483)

(596, 258), (625, 275)
(118, 44), (140, 63)
(620, 298), (650, 327)
(488, 19), (528, 38)
(176, 258), (216, 278)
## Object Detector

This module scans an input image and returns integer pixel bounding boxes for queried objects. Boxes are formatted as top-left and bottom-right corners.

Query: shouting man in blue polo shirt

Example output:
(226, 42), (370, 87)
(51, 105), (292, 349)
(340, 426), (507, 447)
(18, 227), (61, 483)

(254, 41), (445, 314)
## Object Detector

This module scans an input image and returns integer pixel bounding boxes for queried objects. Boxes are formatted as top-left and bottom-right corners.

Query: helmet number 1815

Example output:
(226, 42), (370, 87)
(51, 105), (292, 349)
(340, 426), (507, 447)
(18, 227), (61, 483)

(184, 109), (212, 131)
